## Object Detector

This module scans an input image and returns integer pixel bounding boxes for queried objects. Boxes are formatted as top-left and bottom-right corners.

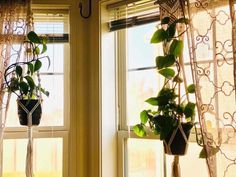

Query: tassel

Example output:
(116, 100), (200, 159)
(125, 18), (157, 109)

(25, 127), (34, 177)
(171, 156), (181, 177)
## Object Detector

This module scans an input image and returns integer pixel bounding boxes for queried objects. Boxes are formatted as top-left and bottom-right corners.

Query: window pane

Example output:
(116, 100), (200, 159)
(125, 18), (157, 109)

(3, 138), (63, 177)
(127, 22), (162, 70)
(39, 75), (64, 126)
(40, 44), (66, 73)
(127, 138), (164, 177)
(127, 69), (164, 125)
(35, 22), (64, 34)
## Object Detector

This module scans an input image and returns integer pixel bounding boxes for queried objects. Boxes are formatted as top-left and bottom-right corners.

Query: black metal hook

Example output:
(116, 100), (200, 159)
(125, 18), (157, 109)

(79, 0), (92, 19)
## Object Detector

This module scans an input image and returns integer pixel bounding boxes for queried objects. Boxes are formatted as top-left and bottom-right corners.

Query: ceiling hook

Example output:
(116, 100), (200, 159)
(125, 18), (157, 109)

(79, 0), (92, 19)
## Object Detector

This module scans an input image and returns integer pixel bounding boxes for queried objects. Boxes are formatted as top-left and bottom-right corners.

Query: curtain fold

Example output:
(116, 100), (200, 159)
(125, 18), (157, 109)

(186, 0), (236, 177)
(229, 0), (236, 99)
(157, 0), (236, 176)
(0, 0), (32, 176)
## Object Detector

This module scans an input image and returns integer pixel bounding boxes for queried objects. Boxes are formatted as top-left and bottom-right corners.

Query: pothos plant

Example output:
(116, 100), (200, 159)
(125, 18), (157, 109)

(4, 31), (50, 100)
(133, 17), (196, 142)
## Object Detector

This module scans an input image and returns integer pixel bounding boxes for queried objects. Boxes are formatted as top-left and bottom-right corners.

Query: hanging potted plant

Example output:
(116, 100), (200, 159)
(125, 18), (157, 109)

(4, 31), (50, 126)
(133, 17), (196, 155)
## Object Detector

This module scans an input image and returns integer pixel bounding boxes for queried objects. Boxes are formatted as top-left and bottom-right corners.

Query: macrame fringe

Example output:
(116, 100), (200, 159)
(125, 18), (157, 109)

(18, 99), (41, 177)
(171, 156), (181, 177)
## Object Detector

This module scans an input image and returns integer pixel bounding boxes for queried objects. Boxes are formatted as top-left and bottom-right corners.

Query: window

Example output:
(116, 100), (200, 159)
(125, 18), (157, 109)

(3, 10), (69, 177)
(116, 22), (208, 177)
(100, 1), (223, 177)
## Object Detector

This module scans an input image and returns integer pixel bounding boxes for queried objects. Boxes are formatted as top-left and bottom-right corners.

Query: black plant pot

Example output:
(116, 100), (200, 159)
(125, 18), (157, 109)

(163, 122), (193, 155)
(17, 99), (42, 126)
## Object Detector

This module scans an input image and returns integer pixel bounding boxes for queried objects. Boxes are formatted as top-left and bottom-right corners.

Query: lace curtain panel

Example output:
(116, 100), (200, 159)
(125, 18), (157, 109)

(156, 0), (236, 177)
(0, 0), (32, 175)
(187, 0), (236, 177)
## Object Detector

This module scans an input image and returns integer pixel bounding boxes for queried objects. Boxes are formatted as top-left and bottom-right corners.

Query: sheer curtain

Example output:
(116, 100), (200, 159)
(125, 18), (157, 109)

(0, 0), (32, 175)
(156, 0), (236, 177)
(186, 0), (236, 177)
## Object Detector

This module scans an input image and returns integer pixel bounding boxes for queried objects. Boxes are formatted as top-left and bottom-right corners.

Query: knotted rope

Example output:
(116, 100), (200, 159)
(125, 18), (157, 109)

(17, 99), (41, 177)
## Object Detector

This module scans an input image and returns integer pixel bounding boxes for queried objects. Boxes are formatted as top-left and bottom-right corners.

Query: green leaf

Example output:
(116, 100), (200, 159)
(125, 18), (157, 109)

(158, 68), (175, 79)
(45, 56), (51, 69)
(44, 90), (50, 97)
(42, 88), (50, 97)
(187, 84), (196, 93)
(173, 75), (183, 83)
(27, 63), (34, 75)
(145, 97), (159, 106)
(199, 147), (219, 158)
(41, 43), (47, 54)
(19, 81), (29, 95)
(39, 87), (49, 97)
(133, 124), (146, 137)
(176, 105), (184, 115)
(27, 31), (41, 43)
(161, 17), (170, 24)
(156, 55), (175, 70)
(15, 65), (22, 77)
(151, 29), (168, 43)
(24, 76), (35, 90)
(169, 39), (184, 57)
(166, 23), (176, 39)
(156, 88), (177, 106)
(140, 110), (149, 124)
(35, 46), (40, 55)
(184, 102), (196, 120)
(34, 60), (42, 72)
(9, 77), (19, 91)
(42, 37), (47, 44)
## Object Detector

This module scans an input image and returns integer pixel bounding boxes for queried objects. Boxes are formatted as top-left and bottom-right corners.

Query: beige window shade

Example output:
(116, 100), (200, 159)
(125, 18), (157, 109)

(33, 10), (69, 43)
(107, 0), (159, 31)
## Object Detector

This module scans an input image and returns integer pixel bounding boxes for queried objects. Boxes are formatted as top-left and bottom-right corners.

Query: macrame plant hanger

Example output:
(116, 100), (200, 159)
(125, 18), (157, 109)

(155, 1), (190, 177)
(22, 1), (42, 176)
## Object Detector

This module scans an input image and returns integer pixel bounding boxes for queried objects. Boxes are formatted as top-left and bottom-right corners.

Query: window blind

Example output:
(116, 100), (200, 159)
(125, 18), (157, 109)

(107, 0), (159, 31)
(33, 10), (69, 43)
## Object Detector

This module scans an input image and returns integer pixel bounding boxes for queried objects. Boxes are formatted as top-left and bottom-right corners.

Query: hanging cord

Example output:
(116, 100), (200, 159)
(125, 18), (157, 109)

(18, 99), (41, 177)
(79, 0), (92, 19)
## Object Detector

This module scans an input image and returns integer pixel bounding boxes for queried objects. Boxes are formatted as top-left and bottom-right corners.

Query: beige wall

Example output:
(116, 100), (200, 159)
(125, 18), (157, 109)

(32, 0), (101, 176)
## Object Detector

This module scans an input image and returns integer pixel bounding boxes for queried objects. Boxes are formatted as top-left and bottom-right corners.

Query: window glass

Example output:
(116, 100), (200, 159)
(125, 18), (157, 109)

(127, 69), (163, 125)
(165, 143), (209, 177)
(127, 23), (162, 70)
(127, 139), (164, 177)
(3, 138), (63, 177)
(34, 22), (64, 34)
(126, 22), (163, 126)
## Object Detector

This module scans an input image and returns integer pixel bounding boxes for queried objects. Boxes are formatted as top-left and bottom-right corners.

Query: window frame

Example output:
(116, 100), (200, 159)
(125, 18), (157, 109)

(2, 7), (70, 177)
